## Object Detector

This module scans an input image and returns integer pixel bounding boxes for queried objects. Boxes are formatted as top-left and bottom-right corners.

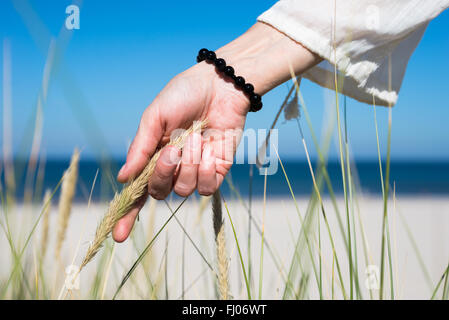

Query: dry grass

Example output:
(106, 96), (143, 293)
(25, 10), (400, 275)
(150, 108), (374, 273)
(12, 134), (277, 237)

(212, 190), (229, 300)
(80, 120), (207, 271)
(40, 189), (52, 259)
(55, 149), (80, 259)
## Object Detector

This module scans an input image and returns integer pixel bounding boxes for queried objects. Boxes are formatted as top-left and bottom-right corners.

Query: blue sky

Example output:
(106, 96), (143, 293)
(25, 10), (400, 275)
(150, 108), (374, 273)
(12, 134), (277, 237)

(1, 0), (448, 161)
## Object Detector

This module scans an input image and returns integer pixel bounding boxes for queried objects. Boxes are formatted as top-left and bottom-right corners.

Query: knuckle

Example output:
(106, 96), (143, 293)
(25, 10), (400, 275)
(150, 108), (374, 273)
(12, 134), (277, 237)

(198, 166), (214, 177)
(174, 183), (195, 197)
(151, 192), (166, 201)
(148, 185), (167, 200)
(154, 165), (172, 180)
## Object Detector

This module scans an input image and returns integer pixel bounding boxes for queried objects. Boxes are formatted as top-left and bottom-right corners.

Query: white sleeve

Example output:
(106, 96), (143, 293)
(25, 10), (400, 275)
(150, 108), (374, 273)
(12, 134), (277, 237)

(258, 0), (449, 106)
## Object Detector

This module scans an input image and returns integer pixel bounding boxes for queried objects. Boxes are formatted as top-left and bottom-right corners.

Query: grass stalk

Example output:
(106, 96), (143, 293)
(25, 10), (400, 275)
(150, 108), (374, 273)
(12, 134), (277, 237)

(80, 120), (206, 270)
(258, 168), (268, 300)
(379, 56), (393, 298)
(334, 67), (353, 300)
(112, 197), (188, 299)
(212, 191), (229, 300)
(289, 70), (363, 297)
(247, 164), (253, 291)
(164, 199), (214, 272)
(55, 149), (80, 259)
(225, 177), (286, 282)
(287, 73), (349, 299)
(222, 196), (251, 299)
(431, 262), (449, 299)
(373, 98), (396, 300)
(39, 190), (51, 260)
(275, 149), (320, 298)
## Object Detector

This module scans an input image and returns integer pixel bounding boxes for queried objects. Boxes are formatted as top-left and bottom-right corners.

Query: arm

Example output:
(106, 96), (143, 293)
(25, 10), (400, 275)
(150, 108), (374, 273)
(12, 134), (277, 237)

(113, 22), (321, 242)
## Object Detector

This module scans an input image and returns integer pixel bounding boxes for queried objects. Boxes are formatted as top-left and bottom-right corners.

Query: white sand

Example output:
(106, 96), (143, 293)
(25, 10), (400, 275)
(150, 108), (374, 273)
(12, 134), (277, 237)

(1, 195), (448, 299)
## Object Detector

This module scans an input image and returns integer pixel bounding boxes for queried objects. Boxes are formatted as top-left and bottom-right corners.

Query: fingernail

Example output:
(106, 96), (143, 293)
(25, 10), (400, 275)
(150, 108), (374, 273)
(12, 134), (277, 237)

(118, 164), (127, 177)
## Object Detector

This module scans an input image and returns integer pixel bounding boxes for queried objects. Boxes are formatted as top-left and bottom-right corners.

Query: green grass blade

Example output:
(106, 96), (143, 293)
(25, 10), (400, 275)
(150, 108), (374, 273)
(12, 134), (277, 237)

(112, 197), (188, 300)
(225, 176), (286, 282)
(222, 196), (252, 300)
(275, 148), (320, 298)
(258, 168), (267, 300)
(431, 262), (449, 299)
(379, 106), (392, 300)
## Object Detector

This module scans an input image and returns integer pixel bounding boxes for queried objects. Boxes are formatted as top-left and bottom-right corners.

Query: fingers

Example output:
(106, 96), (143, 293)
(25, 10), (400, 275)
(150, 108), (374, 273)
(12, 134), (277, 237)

(197, 143), (218, 196)
(113, 137), (221, 244)
(173, 132), (202, 197)
(118, 107), (163, 183)
(112, 195), (148, 243)
(114, 145), (177, 242)
(150, 135), (220, 199)
(148, 146), (181, 200)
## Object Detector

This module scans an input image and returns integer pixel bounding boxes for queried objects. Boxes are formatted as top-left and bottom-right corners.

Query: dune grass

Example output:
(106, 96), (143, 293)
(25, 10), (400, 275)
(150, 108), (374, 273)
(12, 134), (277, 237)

(0, 9), (447, 298)
(0, 86), (447, 299)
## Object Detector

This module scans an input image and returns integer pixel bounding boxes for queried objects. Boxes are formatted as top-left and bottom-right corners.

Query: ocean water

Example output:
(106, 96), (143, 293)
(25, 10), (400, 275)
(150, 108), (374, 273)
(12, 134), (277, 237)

(2, 159), (449, 202)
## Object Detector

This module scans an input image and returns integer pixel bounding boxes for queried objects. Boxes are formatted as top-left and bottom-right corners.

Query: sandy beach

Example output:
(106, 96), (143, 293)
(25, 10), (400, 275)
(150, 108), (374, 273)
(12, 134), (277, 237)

(1, 194), (448, 300)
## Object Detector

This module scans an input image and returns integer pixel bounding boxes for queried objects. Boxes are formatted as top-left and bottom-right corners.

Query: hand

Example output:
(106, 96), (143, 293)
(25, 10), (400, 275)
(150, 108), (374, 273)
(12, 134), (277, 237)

(112, 63), (249, 241)
(113, 22), (321, 242)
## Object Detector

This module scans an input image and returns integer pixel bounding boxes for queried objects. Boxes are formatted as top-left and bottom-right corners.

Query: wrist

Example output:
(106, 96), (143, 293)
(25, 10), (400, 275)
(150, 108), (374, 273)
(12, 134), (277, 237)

(216, 22), (321, 95)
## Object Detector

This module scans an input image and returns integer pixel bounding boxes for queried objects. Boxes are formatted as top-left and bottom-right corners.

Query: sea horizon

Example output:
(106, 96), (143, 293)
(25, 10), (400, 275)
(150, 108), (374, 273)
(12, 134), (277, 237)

(2, 158), (448, 202)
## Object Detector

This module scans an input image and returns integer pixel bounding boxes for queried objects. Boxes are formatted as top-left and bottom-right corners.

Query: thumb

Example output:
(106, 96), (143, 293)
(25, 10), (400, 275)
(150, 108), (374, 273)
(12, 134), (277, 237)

(117, 106), (164, 183)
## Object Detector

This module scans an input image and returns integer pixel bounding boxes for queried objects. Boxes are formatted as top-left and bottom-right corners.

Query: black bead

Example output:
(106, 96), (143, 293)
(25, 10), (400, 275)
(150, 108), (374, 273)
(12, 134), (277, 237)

(196, 48), (262, 112)
(251, 102), (263, 112)
(234, 76), (245, 88)
(243, 83), (254, 94)
(206, 51), (216, 62)
(224, 66), (234, 77)
(198, 48), (209, 61)
(214, 58), (226, 72)
(250, 93), (261, 104)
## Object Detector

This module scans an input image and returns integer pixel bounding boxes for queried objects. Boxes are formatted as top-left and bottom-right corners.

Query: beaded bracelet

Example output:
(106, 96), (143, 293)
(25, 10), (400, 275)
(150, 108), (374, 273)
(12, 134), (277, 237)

(196, 48), (263, 112)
